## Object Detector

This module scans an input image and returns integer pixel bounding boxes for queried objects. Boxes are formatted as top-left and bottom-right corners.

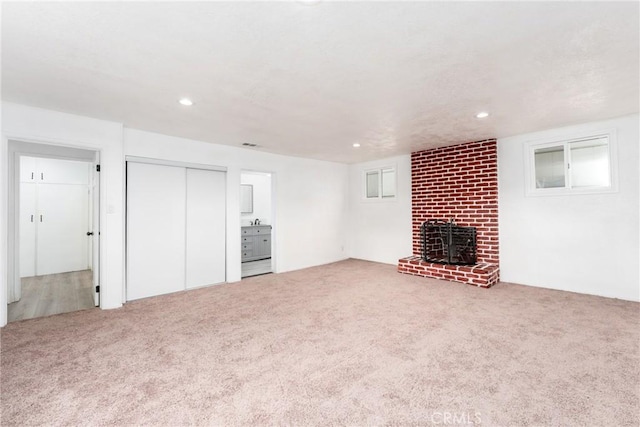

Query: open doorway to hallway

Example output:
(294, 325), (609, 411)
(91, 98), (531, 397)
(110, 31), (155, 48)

(7, 144), (100, 323)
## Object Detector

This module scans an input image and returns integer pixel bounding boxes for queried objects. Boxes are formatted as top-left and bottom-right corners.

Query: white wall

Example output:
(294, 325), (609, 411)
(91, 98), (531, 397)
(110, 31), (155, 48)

(240, 172), (271, 226)
(1, 102), (125, 326)
(124, 128), (349, 282)
(347, 155), (412, 265)
(1, 103), (349, 326)
(4, 102), (634, 329)
(498, 114), (639, 301)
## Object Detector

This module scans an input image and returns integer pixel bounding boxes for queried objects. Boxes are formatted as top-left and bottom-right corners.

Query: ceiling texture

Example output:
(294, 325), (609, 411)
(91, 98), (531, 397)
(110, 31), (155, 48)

(2, 1), (638, 163)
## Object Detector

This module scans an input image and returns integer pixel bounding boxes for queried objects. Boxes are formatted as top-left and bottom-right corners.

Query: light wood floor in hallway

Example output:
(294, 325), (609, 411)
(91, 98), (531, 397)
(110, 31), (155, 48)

(8, 270), (95, 322)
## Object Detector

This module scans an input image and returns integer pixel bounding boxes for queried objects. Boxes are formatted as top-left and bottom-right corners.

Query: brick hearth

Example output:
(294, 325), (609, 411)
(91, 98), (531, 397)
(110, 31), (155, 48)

(398, 256), (499, 288)
(398, 139), (499, 287)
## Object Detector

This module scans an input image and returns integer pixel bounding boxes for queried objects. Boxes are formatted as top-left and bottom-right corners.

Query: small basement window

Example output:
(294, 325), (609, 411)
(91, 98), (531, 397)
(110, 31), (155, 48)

(526, 131), (616, 196)
(365, 167), (396, 200)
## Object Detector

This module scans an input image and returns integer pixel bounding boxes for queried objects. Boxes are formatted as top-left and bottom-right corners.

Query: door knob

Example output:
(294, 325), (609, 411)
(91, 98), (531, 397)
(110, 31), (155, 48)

(86, 232), (94, 236)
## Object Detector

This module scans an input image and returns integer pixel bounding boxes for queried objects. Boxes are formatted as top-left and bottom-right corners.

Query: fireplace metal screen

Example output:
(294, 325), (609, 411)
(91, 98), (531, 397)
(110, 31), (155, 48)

(421, 220), (477, 265)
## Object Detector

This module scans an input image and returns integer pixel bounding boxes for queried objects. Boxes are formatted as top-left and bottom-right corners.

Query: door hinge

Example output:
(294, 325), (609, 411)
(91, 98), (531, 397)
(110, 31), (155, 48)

(96, 164), (101, 172)
(95, 285), (100, 293)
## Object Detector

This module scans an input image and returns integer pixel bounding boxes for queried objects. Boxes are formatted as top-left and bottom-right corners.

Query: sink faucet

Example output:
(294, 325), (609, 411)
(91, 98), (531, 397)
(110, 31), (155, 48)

(255, 218), (260, 225)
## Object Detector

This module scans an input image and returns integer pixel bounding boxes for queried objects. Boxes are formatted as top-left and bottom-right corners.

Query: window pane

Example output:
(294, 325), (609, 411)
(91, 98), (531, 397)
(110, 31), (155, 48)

(534, 146), (565, 188)
(381, 169), (395, 198)
(570, 137), (610, 188)
(366, 171), (379, 198)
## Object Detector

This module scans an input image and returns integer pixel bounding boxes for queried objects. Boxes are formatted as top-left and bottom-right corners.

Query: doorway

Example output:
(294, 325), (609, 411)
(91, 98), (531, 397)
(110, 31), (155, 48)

(240, 170), (274, 278)
(7, 141), (100, 322)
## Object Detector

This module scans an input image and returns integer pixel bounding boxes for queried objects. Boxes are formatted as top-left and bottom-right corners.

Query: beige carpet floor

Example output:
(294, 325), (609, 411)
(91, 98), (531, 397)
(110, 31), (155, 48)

(1, 259), (638, 426)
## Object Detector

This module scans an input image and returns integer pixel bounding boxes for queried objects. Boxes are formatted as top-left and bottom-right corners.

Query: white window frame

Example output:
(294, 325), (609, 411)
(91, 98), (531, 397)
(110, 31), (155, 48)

(524, 128), (618, 197)
(363, 165), (397, 201)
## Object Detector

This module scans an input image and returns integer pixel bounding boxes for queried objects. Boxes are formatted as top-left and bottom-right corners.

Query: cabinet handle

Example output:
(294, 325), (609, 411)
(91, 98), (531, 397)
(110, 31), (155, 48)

(41, 172), (44, 180)
(264, 239), (268, 242)
(40, 215), (43, 222)
(31, 172), (34, 180)
(30, 214), (33, 223)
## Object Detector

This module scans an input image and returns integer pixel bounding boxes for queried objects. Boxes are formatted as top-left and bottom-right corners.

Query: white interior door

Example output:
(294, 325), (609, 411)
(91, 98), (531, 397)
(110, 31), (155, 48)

(19, 183), (37, 278)
(186, 169), (226, 289)
(36, 183), (89, 275)
(126, 162), (186, 301)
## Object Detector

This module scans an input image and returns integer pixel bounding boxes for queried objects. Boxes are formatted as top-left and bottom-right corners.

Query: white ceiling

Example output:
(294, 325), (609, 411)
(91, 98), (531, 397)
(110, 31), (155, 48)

(2, 1), (638, 164)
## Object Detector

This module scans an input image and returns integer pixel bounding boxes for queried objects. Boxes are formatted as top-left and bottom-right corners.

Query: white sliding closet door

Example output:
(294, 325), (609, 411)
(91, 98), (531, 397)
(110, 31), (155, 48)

(186, 169), (226, 289)
(127, 162), (186, 301)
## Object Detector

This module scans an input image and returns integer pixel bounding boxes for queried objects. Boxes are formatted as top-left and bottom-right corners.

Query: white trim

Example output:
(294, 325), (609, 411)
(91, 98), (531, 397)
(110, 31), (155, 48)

(125, 155), (227, 172)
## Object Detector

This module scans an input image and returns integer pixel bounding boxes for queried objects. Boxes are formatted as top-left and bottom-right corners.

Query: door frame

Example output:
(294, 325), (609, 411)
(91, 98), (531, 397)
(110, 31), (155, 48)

(7, 140), (100, 307)
(240, 169), (277, 275)
(91, 151), (101, 306)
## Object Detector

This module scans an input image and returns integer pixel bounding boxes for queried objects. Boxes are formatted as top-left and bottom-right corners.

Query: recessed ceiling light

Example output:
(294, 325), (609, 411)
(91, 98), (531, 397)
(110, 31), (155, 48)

(353, 143), (361, 148)
(179, 98), (193, 106)
(476, 112), (489, 119)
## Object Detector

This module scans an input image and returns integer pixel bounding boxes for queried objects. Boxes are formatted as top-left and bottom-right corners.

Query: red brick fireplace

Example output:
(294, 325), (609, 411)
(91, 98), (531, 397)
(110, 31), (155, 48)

(398, 139), (499, 287)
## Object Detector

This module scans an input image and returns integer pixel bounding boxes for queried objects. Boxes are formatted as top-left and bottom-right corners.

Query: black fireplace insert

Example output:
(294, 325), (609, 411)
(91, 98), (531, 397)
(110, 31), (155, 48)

(420, 220), (477, 265)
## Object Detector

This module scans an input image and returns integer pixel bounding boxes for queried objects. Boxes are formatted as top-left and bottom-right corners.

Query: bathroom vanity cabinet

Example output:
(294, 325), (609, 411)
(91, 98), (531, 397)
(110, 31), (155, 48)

(241, 226), (271, 261)
(241, 225), (272, 278)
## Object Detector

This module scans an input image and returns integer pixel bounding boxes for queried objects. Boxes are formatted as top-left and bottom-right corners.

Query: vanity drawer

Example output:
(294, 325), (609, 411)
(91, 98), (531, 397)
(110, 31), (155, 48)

(242, 250), (253, 259)
(253, 226), (271, 235)
(242, 243), (253, 251)
(242, 236), (251, 243)
(241, 225), (272, 236)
